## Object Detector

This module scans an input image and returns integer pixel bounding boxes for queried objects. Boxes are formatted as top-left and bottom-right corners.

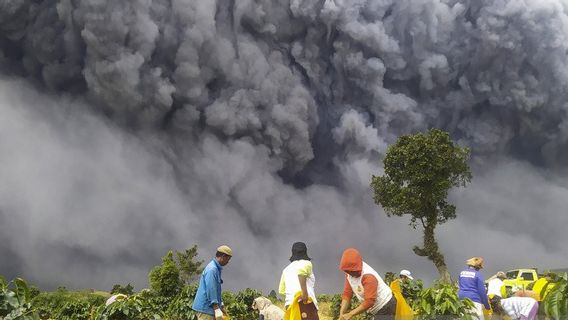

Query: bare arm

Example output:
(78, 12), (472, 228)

(298, 275), (309, 302)
(339, 298), (351, 316)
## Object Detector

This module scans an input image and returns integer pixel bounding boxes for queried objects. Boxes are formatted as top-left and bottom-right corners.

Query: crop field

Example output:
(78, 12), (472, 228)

(2, 272), (567, 320)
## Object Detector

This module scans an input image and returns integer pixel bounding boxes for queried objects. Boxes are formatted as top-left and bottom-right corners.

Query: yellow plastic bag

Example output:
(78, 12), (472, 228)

(284, 292), (316, 320)
(483, 306), (493, 318)
(389, 279), (414, 320)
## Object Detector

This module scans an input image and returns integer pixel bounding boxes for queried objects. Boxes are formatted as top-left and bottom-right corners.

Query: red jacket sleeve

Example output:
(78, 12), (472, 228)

(360, 274), (378, 310)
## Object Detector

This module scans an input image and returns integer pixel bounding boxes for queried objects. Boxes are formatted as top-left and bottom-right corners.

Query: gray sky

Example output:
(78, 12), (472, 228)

(1, 0), (568, 294)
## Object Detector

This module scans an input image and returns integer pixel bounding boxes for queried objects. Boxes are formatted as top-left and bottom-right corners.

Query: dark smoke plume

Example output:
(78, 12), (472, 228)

(1, 0), (567, 292)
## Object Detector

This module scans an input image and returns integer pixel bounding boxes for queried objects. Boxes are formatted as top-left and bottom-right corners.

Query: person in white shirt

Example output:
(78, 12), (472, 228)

(487, 271), (506, 298)
(490, 296), (539, 320)
(278, 242), (318, 319)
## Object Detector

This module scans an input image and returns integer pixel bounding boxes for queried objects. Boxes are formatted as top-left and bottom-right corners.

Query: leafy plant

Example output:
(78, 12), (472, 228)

(149, 251), (182, 297)
(110, 284), (134, 295)
(92, 294), (162, 320)
(175, 245), (204, 285)
(165, 285), (198, 320)
(223, 288), (262, 320)
(328, 294), (373, 320)
(413, 281), (475, 320)
(316, 294), (337, 303)
(544, 273), (568, 320)
(401, 279), (424, 307)
(52, 299), (92, 320)
(32, 288), (105, 319)
(0, 276), (39, 320)
(383, 272), (397, 286)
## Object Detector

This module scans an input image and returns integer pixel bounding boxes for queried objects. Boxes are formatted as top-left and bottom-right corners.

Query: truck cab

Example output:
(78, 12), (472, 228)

(501, 269), (539, 297)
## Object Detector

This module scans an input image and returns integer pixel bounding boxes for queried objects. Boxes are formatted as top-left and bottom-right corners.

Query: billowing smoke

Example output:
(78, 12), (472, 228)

(1, 0), (568, 293)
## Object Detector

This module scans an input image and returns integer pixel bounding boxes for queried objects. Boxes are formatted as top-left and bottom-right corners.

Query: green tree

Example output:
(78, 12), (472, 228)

(110, 283), (134, 295)
(148, 251), (182, 297)
(371, 128), (471, 283)
(175, 245), (204, 285)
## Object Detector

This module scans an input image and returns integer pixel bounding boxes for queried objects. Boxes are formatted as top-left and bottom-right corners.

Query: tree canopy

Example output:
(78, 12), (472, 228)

(371, 128), (471, 282)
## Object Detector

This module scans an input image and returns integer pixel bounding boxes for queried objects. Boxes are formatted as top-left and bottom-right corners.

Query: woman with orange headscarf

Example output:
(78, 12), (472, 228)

(338, 248), (396, 320)
(458, 257), (491, 320)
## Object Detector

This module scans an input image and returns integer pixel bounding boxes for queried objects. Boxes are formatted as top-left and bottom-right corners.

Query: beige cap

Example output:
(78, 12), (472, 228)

(466, 257), (484, 269)
(217, 245), (233, 256)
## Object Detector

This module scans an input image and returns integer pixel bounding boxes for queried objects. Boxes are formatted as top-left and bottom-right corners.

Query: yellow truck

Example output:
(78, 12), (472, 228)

(501, 268), (540, 295)
(493, 268), (558, 301)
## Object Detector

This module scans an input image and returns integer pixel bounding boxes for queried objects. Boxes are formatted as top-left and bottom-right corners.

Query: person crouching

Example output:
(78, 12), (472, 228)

(338, 248), (397, 320)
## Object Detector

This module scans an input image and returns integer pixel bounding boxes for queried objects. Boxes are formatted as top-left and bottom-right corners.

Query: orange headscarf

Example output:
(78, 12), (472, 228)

(339, 248), (363, 273)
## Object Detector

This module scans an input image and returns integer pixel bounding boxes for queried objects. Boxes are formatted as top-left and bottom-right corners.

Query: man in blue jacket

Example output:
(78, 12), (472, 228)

(192, 245), (233, 320)
(458, 257), (491, 320)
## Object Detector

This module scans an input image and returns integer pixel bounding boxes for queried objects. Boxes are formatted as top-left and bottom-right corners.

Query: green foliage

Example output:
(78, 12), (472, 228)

(110, 284), (134, 295)
(223, 288), (262, 320)
(413, 281), (475, 320)
(165, 285), (198, 320)
(371, 129), (471, 282)
(316, 293), (337, 303)
(149, 251), (182, 297)
(52, 299), (92, 320)
(29, 286), (40, 299)
(328, 294), (373, 320)
(32, 289), (105, 319)
(93, 294), (162, 320)
(328, 294), (343, 319)
(544, 273), (568, 320)
(175, 245), (204, 285)
(371, 128), (471, 226)
(384, 272), (397, 285)
(401, 279), (424, 307)
(0, 276), (39, 320)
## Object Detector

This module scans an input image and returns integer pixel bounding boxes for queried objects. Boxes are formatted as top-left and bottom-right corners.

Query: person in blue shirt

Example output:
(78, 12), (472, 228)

(458, 257), (491, 320)
(192, 245), (233, 320)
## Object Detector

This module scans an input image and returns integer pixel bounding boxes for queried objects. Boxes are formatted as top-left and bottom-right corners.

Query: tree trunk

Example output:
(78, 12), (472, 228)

(412, 216), (452, 283)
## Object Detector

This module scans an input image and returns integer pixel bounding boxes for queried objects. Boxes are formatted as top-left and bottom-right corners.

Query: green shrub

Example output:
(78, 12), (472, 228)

(413, 281), (475, 320)
(149, 251), (182, 298)
(401, 279), (423, 307)
(328, 294), (373, 320)
(52, 299), (92, 320)
(92, 294), (162, 320)
(316, 293), (337, 303)
(223, 288), (262, 320)
(0, 276), (39, 320)
(165, 285), (198, 320)
(32, 288), (105, 319)
(544, 273), (568, 320)
(110, 284), (134, 296)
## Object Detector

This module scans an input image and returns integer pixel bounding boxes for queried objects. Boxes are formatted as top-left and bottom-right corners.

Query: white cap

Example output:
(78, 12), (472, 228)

(400, 269), (414, 280)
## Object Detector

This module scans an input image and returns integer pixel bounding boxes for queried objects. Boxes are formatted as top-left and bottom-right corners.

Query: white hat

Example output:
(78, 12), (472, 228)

(400, 269), (414, 280)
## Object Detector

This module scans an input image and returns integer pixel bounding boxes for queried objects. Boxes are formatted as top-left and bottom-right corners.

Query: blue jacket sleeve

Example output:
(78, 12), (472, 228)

(205, 269), (221, 306)
(477, 274), (490, 309)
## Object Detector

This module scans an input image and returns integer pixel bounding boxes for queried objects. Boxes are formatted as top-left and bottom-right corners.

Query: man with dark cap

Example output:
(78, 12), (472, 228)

(192, 245), (233, 320)
(279, 242), (319, 317)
